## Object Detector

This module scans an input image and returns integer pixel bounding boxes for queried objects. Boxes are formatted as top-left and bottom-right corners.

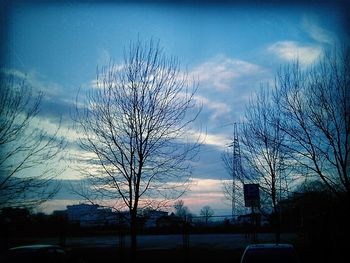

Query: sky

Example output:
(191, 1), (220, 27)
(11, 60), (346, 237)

(1, 0), (349, 215)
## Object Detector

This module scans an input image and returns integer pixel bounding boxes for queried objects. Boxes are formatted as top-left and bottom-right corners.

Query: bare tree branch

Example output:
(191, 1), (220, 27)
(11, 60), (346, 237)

(239, 85), (293, 243)
(276, 45), (350, 203)
(72, 39), (201, 253)
(0, 71), (66, 209)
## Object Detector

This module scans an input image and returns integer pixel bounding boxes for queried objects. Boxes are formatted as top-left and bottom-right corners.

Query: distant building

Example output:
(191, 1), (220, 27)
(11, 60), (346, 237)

(66, 203), (119, 227)
(62, 204), (169, 228)
(67, 204), (98, 222)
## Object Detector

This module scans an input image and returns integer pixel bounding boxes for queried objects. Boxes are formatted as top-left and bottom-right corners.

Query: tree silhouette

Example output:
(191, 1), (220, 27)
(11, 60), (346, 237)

(174, 199), (192, 222)
(0, 72), (65, 209)
(73, 39), (201, 254)
(200, 205), (214, 225)
(275, 46), (350, 209)
(240, 86), (292, 243)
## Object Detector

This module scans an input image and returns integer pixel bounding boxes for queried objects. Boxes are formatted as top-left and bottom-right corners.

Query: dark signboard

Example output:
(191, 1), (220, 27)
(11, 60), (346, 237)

(243, 184), (260, 207)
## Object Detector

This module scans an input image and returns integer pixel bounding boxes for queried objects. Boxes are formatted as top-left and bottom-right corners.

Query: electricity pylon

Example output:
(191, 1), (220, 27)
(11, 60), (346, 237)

(230, 122), (244, 220)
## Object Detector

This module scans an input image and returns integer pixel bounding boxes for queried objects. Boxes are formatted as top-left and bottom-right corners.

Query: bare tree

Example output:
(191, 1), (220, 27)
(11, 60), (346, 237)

(0, 72), (65, 209)
(73, 39), (201, 253)
(174, 199), (192, 222)
(200, 205), (214, 225)
(276, 45), (350, 209)
(240, 85), (291, 243)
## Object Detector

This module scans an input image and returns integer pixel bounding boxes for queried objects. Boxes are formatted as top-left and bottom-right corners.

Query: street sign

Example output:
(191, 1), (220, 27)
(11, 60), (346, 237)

(244, 184), (260, 207)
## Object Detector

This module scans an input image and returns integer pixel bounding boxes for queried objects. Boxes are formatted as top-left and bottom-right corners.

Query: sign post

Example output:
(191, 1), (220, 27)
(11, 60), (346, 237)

(243, 184), (260, 243)
(244, 184), (260, 207)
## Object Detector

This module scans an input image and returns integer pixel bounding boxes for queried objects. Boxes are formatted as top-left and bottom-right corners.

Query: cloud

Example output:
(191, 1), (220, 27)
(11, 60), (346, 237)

(97, 48), (112, 66)
(268, 41), (322, 66)
(202, 132), (231, 149)
(189, 178), (224, 194)
(7, 69), (66, 100)
(187, 129), (230, 150)
(89, 62), (127, 90)
(1, 68), (76, 120)
(194, 94), (231, 120)
(302, 15), (335, 45)
(39, 178), (231, 215)
(88, 55), (268, 128)
(189, 55), (265, 92)
(187, 55), (270, 128)
(178, 178), (233, 215)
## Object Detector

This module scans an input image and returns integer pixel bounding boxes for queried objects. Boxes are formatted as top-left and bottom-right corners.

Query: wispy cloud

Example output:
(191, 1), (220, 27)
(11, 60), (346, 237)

(187, 55), (269, 127)
(189, 178), (224, 194)
(187, 129), (230, 150)
(189, 55), (265, 92)
(2, 68), (76, 117)
(5, 69), (66, 100)
(194, 94), (231, 120)
(302, 15), (335, 45)
(268, 41), (322, 66)
(97, 48), (112, 66)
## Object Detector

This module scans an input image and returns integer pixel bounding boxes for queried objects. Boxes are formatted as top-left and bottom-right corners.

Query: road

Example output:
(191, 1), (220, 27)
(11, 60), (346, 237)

(61, 233), (297, 249)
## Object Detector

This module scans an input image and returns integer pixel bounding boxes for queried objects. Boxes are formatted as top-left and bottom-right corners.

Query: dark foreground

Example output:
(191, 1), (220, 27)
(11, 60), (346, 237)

(2, 245), (347, 263)
(71, 247), (244, 263)
(62, 246), (346, 263)
(1, 246), (244, 263)
(2, 232), (348, 263)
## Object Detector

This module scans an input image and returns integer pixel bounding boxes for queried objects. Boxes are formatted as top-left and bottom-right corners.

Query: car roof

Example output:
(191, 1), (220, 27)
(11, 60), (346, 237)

(245, 243), (294, 249)
(9, 244), (62, 250)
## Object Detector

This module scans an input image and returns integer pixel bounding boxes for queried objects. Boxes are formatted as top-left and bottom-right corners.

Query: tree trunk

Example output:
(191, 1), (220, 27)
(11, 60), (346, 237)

(130, 209), (138, 260)
(274, 209), (281, 244)
(272, 190), (280, 244)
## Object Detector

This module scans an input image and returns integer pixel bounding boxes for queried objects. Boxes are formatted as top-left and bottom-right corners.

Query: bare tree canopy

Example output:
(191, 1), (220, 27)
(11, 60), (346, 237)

(242, 86), (291, 203)
(200, 205), (214, 225)
(225, 45), (350, 242)
(240, 86), (292, 243)
(275, 46), (350, 204)
(73, 39), (201, 252)
(173, 199), (192, 222)
(0, 72), (66, 209)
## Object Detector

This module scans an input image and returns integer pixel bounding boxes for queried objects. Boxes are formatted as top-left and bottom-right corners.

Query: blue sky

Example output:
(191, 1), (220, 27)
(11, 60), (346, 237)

(1, 0), (349, 215)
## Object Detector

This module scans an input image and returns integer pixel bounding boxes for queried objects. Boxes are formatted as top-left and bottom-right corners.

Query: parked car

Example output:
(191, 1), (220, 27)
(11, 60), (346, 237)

(240, 243), (299, 263)
(2, 244), (68, 263)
